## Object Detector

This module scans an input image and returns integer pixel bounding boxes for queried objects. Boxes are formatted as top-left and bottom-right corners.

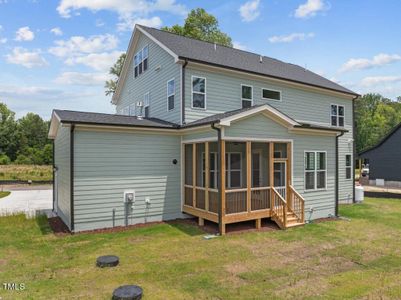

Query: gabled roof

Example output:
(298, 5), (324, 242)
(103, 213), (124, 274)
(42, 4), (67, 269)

(49, 105), (347, 139)
(359, 121), (401, 156)
(137, 25), (358, 97)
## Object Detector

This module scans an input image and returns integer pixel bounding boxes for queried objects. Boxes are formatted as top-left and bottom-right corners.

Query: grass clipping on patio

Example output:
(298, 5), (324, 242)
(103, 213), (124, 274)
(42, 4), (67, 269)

(0, 198), (401, 299)
(0, 164), (52, 181)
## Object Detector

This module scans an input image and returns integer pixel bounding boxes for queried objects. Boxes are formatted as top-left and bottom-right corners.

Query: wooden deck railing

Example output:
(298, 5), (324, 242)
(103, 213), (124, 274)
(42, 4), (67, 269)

(184, 185), (193, 206)
(288, 185), (305, 223)
(251, 187), (270, 210)
(225, 189), (247, 214)
(208, 189), (219, 213)
(271, 187), (287, 229)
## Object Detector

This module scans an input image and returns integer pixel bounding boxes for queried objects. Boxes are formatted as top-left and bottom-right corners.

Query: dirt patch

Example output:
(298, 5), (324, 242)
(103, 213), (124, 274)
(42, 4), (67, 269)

(48, 216), (71, 236)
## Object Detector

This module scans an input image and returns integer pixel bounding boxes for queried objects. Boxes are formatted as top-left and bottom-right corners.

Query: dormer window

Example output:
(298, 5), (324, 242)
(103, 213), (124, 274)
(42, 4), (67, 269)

(134, 45), (149, 78)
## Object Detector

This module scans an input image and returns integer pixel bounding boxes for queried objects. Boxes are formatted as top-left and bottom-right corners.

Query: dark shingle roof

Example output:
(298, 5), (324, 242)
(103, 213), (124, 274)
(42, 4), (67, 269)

(139, 25), (358, 96)
(53, 110), (178, 129)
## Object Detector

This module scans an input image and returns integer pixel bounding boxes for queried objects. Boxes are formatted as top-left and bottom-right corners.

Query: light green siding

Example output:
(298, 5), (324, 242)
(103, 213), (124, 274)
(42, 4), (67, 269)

(182, 128), (217, 142)
(73, 129), (182, 232)
(54, 126), (71, 229)
(116, 33), (181, 124)
(185, 65), (353, 203)
(225, 114), (336, 219)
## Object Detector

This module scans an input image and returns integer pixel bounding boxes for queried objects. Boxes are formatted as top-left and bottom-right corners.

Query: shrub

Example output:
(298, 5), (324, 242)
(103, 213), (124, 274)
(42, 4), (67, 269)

(14, 154), (33, 165)
(0, 154), (11, 165)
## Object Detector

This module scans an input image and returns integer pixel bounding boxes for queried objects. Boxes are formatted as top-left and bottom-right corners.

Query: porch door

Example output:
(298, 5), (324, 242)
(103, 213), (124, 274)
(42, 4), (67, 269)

(273, 161), (286, 199)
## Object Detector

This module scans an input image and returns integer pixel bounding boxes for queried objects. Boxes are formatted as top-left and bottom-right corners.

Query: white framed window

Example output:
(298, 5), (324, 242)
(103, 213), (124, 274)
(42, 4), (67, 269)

(134, 45), (149, 78)
(305, 151), (327, 191)
(167, 79), (175, 111)
(331, 104), (345, 127)
(345, 154), (352, 180)
(262, 88), (281, 101)
(226, 152), (242, 188)
(192, 76), (206, 109)
(241, 84), (253, 108)
(144, 92), (150, 118)
(201, 152), (218, 189)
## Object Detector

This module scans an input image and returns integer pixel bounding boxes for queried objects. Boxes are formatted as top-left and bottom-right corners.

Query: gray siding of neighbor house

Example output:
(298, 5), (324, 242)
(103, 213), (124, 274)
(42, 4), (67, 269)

(54, 126), (71, 229)
(184, 65), (354, 203)
(72, 129), (183, 232)
(224, 114), (336, 220)
(360, 128), (401, 181)
(116, 33), (181, 124)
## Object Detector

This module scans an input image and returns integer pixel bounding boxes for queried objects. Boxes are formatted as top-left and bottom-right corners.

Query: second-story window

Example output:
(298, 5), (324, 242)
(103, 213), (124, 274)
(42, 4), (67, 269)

(167, 79), (175, 111)
(192, 76), (206, 109)
(241, 85), (253, 108)
(331, 104), (345, 127)
(144, 92), (150, 118)
(134, 45), (149, 78)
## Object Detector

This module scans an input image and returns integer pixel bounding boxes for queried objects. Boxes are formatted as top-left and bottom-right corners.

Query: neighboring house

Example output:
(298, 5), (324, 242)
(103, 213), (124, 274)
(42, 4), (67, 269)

(359, 122), (401, 187)
(48, 25), (358, 234)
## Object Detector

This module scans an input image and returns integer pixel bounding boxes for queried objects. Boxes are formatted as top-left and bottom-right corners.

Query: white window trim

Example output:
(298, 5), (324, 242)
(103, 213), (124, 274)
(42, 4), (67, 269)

(167, 78), (175, 111)
(261, 87), (282, 102)
(226, 152), (243, 189)
(330, 104), (345, 127)
(201, 152), (218, 188)
(191, 75), (207, 110)
(241, 84), (253, 107)
(345, 154), (352, 180)
(304, 150), (327, 192)
(133, 44), (149, 78)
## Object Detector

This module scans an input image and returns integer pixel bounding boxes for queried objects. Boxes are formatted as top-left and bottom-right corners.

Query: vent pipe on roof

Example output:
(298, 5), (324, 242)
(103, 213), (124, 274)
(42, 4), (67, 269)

(214, 43), (217, 51)
(259, 55), (263, 63)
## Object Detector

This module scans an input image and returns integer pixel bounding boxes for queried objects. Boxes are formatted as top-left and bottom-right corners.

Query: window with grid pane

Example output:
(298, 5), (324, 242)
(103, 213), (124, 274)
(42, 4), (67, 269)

(241, 85), (252, 108)
(345, 154), (352, 179)
(305, 151), (326, 190)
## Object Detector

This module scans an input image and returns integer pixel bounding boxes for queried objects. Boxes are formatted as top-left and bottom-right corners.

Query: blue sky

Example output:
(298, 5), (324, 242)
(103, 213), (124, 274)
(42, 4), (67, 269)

(0, 0), (400, 120)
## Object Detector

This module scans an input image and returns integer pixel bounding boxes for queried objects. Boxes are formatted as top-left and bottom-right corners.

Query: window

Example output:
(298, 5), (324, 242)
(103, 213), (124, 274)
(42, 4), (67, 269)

(202, 152), (218, 189)
(192, 76), (206, 109)
(226, 153), (242, 188)
(167, 79), (175, 111)
(305, 151), (326, 190)
(345, 154), (352, 180)
(241, 85), (253, 108)
(144, 92), (150, 118)
(331, 104), (345, 127)
(262, 88), (281, 101)
(134, 45), (149, 78)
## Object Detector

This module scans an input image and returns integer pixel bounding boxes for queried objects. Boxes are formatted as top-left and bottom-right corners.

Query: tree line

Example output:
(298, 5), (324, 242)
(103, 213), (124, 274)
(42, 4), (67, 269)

(0, 103), (52, 165)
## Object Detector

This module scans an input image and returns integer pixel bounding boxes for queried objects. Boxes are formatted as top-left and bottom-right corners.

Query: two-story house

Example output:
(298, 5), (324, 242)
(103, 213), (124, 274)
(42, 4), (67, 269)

(48, 25), (358, 234)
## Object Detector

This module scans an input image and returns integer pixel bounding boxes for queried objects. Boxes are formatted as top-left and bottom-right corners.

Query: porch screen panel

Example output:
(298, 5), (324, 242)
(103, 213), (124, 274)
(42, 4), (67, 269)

(184, 144), (193, 206)
(208, 142), (219, 213)
(196, 143), (206, 209)
(251, 142), (270, 210)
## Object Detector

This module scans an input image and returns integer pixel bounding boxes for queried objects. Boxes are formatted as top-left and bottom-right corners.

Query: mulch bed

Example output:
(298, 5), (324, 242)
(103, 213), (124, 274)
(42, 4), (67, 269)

(47, 216), (71, 236)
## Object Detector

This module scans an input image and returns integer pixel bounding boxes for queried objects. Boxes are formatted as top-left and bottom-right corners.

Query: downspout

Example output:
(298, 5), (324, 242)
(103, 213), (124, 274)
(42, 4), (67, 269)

(181, 59), (188, 125)
(352, 96), (358, 203)
(335, 130), (345, 216)
(70, 124), (75, 232)
(211, 122), (223, 234)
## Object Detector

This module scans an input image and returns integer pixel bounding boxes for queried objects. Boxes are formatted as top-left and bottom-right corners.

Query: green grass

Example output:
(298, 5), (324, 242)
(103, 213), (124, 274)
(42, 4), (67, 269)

(0, 191), (10, 198)
(0, 164), (52, 181)
(1, 198), (401, 299)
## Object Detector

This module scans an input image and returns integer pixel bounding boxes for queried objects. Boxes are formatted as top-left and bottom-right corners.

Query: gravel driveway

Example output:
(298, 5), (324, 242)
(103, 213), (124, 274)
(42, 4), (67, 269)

(0, 187), (53, 217)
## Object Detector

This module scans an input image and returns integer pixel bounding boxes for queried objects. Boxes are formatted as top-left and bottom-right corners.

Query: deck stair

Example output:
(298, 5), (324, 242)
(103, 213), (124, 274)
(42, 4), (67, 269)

(271, 186), (305, 229)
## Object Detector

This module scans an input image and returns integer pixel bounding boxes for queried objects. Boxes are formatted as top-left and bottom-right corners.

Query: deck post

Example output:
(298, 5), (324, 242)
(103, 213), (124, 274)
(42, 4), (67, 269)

(269, 142), (274, 210)
(219, 140), (226, 235)
(246, 141), (252, 213)
(205, 142), (209, 212)
(198, 217), (204, 226)
(255, 218), (261, 230)
(192, 143), (196, 208)
(286, 142), (292, 208)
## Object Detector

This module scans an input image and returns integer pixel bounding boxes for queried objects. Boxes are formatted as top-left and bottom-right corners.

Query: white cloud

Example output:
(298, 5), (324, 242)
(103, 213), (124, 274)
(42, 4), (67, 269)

(57, 0), (186, 31)
(239, 0), (260, 22)
(49, 34), (118, 57)
(295, 0), (328, 19)
(340, 53), (401, 72)
(65, 51), (124, 71)
(360, 76), (401, 87)
(233, 41), (248, 51)
(5, 47), (48, 68)
(117, 16), (162, 32)
(50, 27), (63, 36)
(268, 32), (315, 43)
(15, 26), (35, 41)
(55, 72), (111, 85)
(0, 38), (6, 44)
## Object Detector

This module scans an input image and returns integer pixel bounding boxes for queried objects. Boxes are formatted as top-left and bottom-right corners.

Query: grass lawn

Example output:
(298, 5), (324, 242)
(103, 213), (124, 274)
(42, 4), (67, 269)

(1, 198), (401, 299)
(0, 191), (11, 199)
(0, 164), (52, 181)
